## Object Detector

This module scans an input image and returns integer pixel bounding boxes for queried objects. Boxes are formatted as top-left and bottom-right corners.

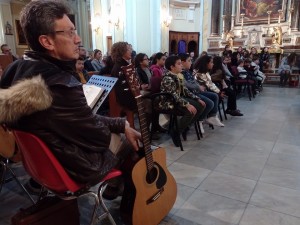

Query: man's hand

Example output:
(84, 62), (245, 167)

(198, 99), (206, 107)
(186, 104), (197, 115)
(124, 121), (141, 151)
(219, 91), (226, 98)
(199, 85), (206, 92)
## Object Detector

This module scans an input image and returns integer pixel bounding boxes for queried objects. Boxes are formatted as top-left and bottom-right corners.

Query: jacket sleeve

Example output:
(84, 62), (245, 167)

(161, 76), (189, 108)
(210, 69), (224, 82)
(183, 86), (200, 100)
(184, 79), (201, 93)
(196, 72), (220, 93)
(47, 85), (124, 152)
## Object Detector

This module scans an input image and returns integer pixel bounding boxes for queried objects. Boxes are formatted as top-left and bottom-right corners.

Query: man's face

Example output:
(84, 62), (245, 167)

(48, 14), (81, 61)
(182, 57), (192, 70)
(171, 59), (182, 74)
(79, 47), (87, 58)
(2, 46), (12, 55)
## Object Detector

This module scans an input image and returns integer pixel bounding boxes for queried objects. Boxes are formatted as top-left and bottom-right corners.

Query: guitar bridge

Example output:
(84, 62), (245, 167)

(146, 187), (164, 205)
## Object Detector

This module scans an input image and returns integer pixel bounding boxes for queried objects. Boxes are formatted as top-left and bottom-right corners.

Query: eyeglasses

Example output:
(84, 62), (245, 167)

(54, 29), (77, 38)
(143, 58), (149, 61)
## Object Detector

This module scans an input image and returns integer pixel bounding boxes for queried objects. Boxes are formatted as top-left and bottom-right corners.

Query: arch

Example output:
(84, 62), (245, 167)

(188, 41), (197, 55)
(170, 40), (177, 55)
(178, 40), (186, 54)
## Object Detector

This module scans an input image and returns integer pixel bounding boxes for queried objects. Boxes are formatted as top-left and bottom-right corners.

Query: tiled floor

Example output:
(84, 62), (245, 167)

(1, 85), (300, 225)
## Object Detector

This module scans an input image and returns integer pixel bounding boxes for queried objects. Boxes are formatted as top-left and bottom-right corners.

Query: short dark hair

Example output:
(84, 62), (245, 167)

(77, 57), (85, 61)
(20, 0), (70, 52)
(178, 53), (190, 62)
(0, 44), (8, 52)
(165, 55), (180, 71)
(193, 55), (212, 73)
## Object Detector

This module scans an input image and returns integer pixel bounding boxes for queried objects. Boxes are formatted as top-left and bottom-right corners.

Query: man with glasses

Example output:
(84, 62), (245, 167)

(0, 0), (140, 197)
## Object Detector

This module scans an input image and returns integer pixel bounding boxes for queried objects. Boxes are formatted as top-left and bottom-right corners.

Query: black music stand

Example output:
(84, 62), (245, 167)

(86, 75), (118, 114)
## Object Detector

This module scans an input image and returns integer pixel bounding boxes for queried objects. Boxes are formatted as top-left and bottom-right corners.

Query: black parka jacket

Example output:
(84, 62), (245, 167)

(0, 51), (126, 185)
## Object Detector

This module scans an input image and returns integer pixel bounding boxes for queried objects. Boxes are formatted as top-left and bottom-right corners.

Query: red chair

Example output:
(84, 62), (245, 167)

(13, 130), (122, 225)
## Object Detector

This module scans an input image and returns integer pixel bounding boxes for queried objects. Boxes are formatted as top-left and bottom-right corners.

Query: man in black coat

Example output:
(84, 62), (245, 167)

(0, 1), (140, 189)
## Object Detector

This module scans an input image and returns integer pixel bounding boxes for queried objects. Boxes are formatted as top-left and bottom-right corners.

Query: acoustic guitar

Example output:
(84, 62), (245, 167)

(120, 64), (177, 225)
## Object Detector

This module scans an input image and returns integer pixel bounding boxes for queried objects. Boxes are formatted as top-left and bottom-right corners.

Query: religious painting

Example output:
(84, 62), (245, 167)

(15, 20), (27, 46)
(236, 0), (287, 25)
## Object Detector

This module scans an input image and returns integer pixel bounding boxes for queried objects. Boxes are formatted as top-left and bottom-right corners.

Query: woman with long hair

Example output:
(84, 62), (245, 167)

(193, 55), (243, 116)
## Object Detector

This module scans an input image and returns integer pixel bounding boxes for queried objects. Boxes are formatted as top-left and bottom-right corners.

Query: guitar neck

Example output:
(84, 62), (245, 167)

(135, 96), (154, 172)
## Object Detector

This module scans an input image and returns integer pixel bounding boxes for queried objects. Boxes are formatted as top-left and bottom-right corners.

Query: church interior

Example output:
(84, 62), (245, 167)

(1, 0), (300, 225)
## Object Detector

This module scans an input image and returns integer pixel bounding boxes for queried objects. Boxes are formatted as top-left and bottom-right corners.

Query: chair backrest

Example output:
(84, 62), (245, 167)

(13, 130), (84, 193)
(0, 125), (15, 158)
(230, 66), (239, 78)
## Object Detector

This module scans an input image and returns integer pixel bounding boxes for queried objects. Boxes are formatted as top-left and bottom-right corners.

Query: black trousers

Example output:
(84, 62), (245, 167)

(222, 88), (237, 110)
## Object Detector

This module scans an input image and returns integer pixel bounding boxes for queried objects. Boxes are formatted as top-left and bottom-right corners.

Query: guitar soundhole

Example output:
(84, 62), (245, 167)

(146, 167), (158, 184)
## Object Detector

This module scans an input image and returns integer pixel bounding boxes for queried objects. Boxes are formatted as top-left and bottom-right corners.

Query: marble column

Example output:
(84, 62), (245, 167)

(291, 0), (300, 31)
(223, 0), (232, 33)
(210, 0), (221, 36)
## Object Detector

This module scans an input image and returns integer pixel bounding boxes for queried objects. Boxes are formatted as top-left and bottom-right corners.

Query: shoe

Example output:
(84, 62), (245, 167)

(152, 125), (168, 133)
(199, 121), (205, 134)
(229, 109), (243, 116)
(24, 180), (47, 196)
(225, 109), (232, 114)
(170, 130), (180, 147)
(206, 116), (225, 127)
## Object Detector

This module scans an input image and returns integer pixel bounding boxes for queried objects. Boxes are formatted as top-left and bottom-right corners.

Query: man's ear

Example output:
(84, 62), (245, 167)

(38, 35), (55, 51)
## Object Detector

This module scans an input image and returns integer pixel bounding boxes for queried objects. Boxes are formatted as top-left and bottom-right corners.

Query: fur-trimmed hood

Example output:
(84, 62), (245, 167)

(0, 75), (52, 123)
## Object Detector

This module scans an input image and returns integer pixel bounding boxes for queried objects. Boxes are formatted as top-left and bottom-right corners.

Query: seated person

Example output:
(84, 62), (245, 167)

(75, 57), (90, 84)
(0, 1), (141, 199)
(278, 53), (297, 86)
(135, 53), (166, 137)
(251, 55), (266, 87)
(237, 59), (248, 79)
(194, 55), (243, 117)
(179, 53), (224, 132)
(1, 44), (18, 61)
(159, 56), (205, 145)
(111, 42), (137, 111)
(150, 52), (166, 94)
(91, 49), (105, 72)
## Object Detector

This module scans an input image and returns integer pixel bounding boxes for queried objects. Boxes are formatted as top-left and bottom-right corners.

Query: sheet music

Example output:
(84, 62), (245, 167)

(83, 84), (105, 108)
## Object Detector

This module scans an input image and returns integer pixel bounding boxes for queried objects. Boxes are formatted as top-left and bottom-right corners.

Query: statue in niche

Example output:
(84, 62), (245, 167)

(271, 26), (282, 46)
(226, 30), (235, 49)
(5, 22), (12, 35)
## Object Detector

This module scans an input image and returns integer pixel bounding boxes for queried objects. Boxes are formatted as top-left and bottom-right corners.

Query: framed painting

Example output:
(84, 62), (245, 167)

(236, 0), (287, 25)
(15, 20), (27, 46)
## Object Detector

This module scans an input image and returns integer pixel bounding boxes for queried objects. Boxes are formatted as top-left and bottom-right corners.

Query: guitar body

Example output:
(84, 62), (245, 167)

(120, 64), (177, 225)
(121, 147), (177, 225)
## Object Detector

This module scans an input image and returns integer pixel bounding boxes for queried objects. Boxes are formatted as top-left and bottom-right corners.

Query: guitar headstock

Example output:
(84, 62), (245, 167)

(121, 64), (141, 97)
